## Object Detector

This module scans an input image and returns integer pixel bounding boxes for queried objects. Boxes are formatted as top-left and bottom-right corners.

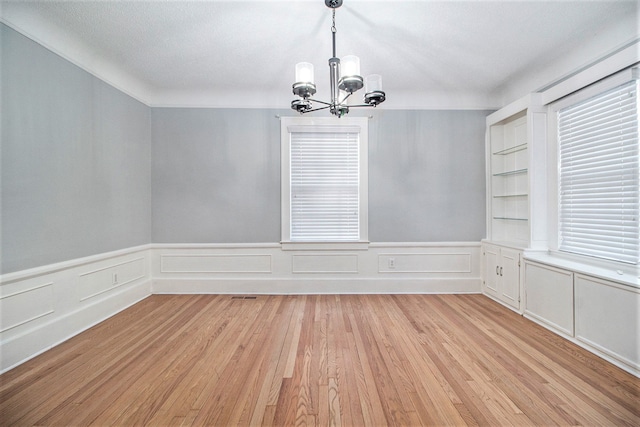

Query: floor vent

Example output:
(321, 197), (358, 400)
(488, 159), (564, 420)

(231, 296), (258, 300)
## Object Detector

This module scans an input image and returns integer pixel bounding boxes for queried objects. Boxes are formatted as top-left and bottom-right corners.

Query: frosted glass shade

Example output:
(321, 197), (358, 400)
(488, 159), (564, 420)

(365, 74), (383, 93)
(341, 55), (360, 77)
(295, 62), (314, 84)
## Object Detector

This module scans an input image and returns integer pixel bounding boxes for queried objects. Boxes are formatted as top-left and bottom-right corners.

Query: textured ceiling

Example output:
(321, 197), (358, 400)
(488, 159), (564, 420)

(1, 0), (638, 109)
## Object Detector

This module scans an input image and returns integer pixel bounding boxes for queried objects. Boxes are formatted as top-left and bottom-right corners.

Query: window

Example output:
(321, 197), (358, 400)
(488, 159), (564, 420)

(556, 75), (639, 264)
(280, 117), (368, 244)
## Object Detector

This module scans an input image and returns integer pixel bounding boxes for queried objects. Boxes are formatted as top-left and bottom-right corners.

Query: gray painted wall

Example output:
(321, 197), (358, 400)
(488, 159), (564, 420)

(369, 110), (488, 241)
(2, 22), (488, 274)
(152, 109), (488, 243)
(152, 108), (282, 243)
(1, 24), (152, 273)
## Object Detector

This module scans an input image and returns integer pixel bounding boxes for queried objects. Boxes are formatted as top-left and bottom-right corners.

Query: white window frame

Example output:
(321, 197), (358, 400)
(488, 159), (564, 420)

(548, 67), (640, 265)
(280, 116), (369, 249)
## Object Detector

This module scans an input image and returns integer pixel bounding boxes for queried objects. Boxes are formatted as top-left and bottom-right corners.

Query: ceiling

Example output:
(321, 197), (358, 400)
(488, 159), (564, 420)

(1, 0), (638, 109)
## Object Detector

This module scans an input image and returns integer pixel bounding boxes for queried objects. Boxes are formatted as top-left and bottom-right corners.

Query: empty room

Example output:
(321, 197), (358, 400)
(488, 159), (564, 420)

(1, 0), (639, 425)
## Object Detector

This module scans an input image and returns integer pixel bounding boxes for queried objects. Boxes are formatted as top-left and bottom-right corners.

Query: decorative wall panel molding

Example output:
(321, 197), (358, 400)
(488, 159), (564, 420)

(160, 254), (272, 274)
(377, 253), (472, 273)
(292, 254), (359, 274)
(0, 283), (54, 333)
(79, 257), (146, 301)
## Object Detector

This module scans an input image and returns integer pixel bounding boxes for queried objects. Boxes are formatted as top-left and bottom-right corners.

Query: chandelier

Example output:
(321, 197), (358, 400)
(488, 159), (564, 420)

(291, 0), (386, 117)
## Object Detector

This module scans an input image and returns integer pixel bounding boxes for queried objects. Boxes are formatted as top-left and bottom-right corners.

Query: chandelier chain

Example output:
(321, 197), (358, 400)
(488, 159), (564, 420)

(331, 8), (336, 33)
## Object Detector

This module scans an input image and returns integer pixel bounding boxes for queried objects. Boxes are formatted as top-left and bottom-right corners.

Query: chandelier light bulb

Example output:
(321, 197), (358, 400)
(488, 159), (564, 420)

(295, 62), (315, 84)
(365, 74), (383, 93)
(341, 55), (360, 78)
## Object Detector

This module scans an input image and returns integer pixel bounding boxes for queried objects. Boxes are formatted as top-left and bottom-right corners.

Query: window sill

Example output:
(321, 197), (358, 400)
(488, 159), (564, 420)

(523, 250), (640, 290)
(280, 241), (370, 251)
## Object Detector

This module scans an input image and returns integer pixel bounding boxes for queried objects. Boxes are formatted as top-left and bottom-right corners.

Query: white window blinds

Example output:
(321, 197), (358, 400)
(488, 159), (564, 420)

(290, 129), (359, 241)
(558, 79), (640, 264)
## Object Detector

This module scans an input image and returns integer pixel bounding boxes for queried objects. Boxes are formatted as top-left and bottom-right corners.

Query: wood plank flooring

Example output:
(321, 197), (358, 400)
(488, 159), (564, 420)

(1, 294), (638, 426)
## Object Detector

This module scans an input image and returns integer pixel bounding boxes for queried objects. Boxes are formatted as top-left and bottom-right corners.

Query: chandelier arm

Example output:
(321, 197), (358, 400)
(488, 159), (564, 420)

(345, 104), (378, 108)
(304, 105), (332, 113)
(338, 91), (353, 104)
(308, 98), (333, 106)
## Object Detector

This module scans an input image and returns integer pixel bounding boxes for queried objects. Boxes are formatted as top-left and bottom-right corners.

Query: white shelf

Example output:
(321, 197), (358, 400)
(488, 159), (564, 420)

(492, 143), (527, 156)
(487, 113), (530, 246)
(493, 168), (528, 177)
(493, 194), (528, 198)
(493, 217), (528, 221)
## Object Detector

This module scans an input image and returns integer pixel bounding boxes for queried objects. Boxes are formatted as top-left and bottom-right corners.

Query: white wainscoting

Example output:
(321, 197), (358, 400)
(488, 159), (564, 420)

(150, 242), (482, 294)
(0, 246), (151, 373)
(1, 242), (481, 373)
(161, 254), (272, 274)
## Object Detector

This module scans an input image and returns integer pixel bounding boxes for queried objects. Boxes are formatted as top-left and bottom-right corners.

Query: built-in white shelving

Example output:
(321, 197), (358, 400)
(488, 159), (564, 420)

(483, 94), (548, 313)
(488, 113), (530, 245)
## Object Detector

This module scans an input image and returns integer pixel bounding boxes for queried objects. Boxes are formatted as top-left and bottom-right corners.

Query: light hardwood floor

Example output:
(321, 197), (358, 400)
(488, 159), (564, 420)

(1, 294), (638, 426)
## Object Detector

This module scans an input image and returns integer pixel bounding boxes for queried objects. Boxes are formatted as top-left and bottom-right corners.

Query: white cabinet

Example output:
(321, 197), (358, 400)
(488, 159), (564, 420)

(575, 274), (640, 373)
(482, 243), (521, 311)
(524, 261), (574, 336)
(522, 254), (640, 377)
(483, 95), (547, 314)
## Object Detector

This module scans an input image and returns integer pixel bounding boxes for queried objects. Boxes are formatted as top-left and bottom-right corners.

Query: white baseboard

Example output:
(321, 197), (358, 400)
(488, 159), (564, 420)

(152, 278), (481, 295)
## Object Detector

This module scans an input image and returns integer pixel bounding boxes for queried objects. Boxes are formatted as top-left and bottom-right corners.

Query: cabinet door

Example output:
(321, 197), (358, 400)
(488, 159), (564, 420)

(483, 245), (499, 296)
(575, 275), (640, 369)
(524, 262), (573, 335)
(499, 248), (520, 309)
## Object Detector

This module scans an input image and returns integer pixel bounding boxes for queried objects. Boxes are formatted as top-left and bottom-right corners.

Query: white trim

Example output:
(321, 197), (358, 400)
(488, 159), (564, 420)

(548, 67), (639, 111)
(541, 40), (640, 106)
(281, 241), (369, 251)
(280, 116), (369, 244)
(152, 278), (481, 295)
(524, 251), (639, 291)
(0, 17), (151, 107)
(545, 67), (640, 263)
(369, 241), (482, 248)
(150, 243), (282, 250)
(0, 244), (151, 285)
